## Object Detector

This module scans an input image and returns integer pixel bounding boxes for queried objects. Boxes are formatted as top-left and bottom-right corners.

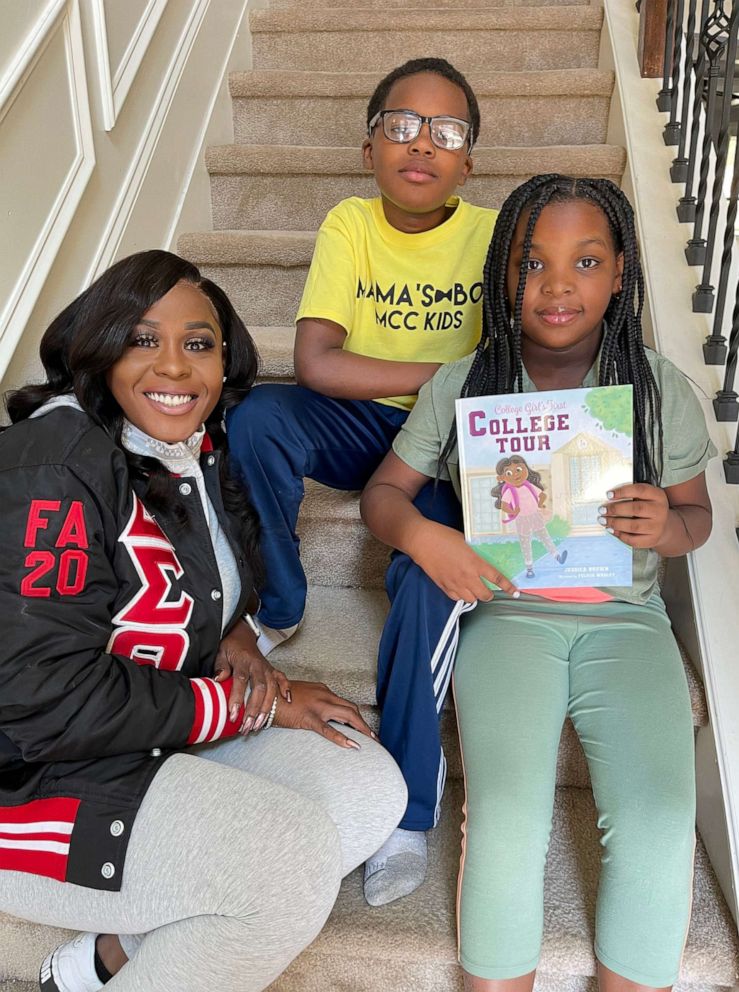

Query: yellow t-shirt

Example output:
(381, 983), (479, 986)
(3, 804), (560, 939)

(296, 195), (498, 411)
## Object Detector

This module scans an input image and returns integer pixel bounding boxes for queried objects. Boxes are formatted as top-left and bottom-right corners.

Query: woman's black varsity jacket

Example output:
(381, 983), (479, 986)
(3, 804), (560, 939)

(0, 406), (256, 891)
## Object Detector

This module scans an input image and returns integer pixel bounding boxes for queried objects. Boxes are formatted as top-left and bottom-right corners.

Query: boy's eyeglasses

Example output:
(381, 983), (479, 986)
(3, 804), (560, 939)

(367, 109), (473, 152)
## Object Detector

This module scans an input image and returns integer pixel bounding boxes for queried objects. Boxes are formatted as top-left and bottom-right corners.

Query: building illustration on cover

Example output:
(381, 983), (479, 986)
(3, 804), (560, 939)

(456, 385), (634, 590)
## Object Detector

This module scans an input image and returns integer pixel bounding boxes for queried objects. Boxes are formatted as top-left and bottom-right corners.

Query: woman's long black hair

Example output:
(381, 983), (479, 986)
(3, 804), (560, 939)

(5, 249), (264, 585)
(440, 175), (663, 486)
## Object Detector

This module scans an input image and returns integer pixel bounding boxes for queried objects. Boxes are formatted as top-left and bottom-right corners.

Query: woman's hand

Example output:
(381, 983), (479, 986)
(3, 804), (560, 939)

(411, 522), (518, 603)
(599, 483), (670, 549)
(272, 681), (375, 749)
(214, 622), (290, 733)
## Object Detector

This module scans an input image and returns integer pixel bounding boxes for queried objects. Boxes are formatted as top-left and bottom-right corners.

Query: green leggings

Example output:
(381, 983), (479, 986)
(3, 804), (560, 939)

(453, 595), (695, 987)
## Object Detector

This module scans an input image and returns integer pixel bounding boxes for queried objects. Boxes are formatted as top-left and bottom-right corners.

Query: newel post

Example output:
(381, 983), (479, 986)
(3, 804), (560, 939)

(638, 0), (669, 77)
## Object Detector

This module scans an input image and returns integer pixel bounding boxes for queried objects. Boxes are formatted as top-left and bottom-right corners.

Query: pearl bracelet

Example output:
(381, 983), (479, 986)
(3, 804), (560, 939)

(263, 695), (278, 730)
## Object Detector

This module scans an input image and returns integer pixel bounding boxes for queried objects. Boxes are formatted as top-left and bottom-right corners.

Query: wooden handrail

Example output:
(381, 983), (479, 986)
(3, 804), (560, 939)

(638, 0), (669, 77)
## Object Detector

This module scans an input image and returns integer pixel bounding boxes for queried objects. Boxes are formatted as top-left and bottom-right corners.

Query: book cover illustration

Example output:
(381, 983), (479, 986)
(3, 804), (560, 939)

(455, 385), (634, 590)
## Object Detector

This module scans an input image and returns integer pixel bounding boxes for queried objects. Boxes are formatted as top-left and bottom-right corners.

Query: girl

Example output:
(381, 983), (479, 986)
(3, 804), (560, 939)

(492, 454), (567, 579)
(0, 250), (405, 992)
(361, 176), (714, 991)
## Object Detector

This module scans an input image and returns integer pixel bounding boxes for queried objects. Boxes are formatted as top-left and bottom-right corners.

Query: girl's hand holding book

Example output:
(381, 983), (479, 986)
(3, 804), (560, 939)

(600, 476), (711, 556)
(412, 521), (519, 604)
(599, 483), (671, 550)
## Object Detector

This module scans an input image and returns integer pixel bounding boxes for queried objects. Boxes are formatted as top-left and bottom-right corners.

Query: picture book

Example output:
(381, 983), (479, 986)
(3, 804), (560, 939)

(455, 385), (634, 590)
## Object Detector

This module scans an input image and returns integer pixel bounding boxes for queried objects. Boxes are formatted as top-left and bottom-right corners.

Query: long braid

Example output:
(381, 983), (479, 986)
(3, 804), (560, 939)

(439, 175), (561, 469)
(438, 175), (663, 485)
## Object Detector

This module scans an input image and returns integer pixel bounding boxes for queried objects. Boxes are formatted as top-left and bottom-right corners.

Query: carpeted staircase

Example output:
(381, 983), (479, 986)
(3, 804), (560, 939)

(2, 2), (738, 990)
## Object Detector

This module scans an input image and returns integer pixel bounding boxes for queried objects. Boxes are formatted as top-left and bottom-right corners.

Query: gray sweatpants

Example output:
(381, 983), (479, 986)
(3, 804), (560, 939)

(1, 726), (407, 991)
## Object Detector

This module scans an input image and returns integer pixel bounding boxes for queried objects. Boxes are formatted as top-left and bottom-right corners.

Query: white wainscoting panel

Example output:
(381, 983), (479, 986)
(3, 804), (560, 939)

(89, 0), (210, 280)
(0, 0), (94, 381)
(90, 0), (168, 130)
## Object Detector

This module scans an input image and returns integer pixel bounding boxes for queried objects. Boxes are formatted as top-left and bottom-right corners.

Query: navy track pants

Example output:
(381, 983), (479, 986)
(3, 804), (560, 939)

(226, 384), (465, 829)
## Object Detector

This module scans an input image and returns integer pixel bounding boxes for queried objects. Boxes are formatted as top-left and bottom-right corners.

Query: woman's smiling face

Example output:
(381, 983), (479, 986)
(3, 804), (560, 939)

(107, 280), (225, 443)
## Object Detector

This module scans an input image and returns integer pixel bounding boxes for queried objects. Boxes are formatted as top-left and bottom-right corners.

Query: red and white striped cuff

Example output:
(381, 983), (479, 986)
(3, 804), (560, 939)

(187, 677), (244, 745)
(0, 796), (81, 881)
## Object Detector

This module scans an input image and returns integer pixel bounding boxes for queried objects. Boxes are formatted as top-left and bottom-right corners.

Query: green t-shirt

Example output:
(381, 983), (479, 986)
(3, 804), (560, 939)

(392, 348), (716, 604)
(296, 195), (497, 411)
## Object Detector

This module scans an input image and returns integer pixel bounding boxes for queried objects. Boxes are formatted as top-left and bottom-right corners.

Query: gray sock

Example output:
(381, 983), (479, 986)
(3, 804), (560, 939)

(363, 827), (427, 907)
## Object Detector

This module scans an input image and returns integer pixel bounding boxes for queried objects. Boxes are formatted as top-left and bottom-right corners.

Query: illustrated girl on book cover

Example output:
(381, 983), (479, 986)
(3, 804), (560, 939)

(491, 455), (568, 578)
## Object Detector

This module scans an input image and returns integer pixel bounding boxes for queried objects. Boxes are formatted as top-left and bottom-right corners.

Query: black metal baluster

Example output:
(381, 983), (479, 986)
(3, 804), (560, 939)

(665, 0), (687, 144)
(713, 255), (739, 398)
(704, 147), (739, 364)
(685, 1), (732, 264)
(719, 259), (739, 481)
(678, 0), (713, 218)
(724, 420), (739, 483)
(672, 0), (703, 178)
(658, 0), (679, 110)
(692, 5), (739, 311)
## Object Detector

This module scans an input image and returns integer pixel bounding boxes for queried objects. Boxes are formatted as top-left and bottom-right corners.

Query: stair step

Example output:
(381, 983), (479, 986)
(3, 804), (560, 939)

(270, 782), (739, 992)
(205, 145), (626, 231)
(178, 232), (314, 328)
(298, 480), (389, 589)
(229, 69), (614, 148)
(252, 324), (297, 380)
(270, 0), (592, 7)
(4, 785), (736, 988)
(0, 913), (72, 986)
(249, 7), (603, 72)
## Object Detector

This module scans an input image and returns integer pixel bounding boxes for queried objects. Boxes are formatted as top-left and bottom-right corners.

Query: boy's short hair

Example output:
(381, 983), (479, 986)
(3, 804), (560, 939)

(366, 58), (481, 149)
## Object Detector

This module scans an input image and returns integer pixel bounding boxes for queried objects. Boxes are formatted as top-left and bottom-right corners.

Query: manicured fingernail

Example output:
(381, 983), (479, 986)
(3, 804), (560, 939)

(598, 505), (606, 514)
(242, 716), (254, 733)
(346, 739), (361, 750)
(230, 705), (239, 723)
(598, 516), (607, 525)
(607, 491), (614, 499)
(606, 527), (615, 534)
(254, 713), (266, 731)
(512, 590), (521, 599)
(371, 731), (378, 739)
(286, 690), (292, 704)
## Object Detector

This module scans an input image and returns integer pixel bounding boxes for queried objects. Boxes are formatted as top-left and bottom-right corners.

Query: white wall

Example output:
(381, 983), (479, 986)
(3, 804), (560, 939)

(0, 0), (255, 399)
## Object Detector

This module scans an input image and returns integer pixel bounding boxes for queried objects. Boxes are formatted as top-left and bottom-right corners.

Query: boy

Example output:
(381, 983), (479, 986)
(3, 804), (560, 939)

(227, 57), (497, 904)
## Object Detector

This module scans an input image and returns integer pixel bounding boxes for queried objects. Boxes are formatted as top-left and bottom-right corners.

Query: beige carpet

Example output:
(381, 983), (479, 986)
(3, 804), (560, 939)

(4, 0), (738, 988)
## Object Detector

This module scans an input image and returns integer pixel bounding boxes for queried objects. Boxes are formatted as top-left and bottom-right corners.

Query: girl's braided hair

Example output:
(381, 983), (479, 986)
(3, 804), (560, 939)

(439, 174), (663, 485)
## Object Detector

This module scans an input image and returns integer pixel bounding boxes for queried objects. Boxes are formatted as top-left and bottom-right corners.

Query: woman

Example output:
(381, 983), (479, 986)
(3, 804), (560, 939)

(0, 250), (406, 992)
